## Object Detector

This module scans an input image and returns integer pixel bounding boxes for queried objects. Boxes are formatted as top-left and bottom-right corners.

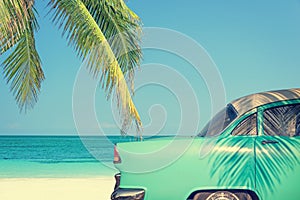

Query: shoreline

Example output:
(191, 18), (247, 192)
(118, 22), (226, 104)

(0, 177), (115, 200)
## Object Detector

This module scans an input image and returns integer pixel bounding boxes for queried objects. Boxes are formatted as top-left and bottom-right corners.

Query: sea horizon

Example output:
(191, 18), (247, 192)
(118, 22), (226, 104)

(0, 135), (131, 178)
(0, 134), (174, 178)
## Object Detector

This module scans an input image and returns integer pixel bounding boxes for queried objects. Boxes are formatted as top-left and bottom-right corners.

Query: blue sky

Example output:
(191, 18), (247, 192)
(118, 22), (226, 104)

(0, 0), (300, 135)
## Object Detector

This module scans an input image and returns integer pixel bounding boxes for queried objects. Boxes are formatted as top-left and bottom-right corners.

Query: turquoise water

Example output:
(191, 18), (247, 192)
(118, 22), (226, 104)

(0, 136), (135, 178)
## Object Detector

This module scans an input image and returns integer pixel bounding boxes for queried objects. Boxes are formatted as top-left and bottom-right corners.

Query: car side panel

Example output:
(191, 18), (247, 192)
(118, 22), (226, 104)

(116, 137), (256, 200)
(255, 136), (300, 200)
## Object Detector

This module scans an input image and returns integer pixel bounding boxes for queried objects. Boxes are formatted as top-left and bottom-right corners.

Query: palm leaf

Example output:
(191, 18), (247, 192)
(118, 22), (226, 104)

(48, 0), (143, 135)
(0, 0), (34, 54)
(82, 0), (142, 93)
(2, 3), (45, 111)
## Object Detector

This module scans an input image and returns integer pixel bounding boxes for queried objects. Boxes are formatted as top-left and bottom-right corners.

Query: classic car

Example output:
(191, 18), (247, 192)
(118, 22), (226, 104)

(111, 88), (300, 200)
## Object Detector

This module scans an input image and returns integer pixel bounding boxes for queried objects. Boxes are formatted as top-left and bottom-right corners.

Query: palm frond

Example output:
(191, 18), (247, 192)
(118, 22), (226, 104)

(2, 3), (44, 111)
(0, 0), (34, 54)
(48, 0), (142, 134)
(82, 0), (142, 94)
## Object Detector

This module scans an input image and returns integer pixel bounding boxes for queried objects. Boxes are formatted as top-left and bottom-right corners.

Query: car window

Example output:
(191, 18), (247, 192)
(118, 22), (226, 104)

(198, 104), (238, 137)
(263, 104), (300, 137)
(231, 113), (257, 136)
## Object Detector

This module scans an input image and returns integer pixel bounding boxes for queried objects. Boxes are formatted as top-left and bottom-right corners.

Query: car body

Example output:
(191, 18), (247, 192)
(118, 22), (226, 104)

(111, 89), (300, 200)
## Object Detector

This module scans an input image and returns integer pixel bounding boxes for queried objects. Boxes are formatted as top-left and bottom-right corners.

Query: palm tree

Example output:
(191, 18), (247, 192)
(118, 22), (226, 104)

(0, 0), (143, 136)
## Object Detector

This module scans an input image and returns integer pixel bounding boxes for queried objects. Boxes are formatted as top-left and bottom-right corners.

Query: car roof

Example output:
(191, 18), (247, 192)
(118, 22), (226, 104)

(230, 88), (300, 116)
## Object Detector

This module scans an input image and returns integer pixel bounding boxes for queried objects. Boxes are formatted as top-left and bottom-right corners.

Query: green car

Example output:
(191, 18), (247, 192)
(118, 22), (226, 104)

(111, 89), (300, 200)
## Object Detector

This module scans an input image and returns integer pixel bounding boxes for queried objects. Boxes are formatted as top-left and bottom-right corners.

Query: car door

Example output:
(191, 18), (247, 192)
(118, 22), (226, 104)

(255, 102), (300, 200)
(206, 111), (257, 191)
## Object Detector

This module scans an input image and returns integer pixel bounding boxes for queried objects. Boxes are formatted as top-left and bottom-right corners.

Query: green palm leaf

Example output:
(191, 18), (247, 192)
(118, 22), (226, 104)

(82, 0), (142, 93)
(0, 0), (33, 54)
(48, 0), (143, 134)
(1, 0), (45, 111)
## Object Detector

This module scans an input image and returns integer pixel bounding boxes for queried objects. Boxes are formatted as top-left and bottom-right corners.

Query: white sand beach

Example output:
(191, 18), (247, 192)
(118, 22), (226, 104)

(0, 177), (115, 200)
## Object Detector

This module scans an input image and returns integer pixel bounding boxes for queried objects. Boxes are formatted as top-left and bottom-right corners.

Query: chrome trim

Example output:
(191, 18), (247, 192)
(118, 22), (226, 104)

(111, 188), (145, 200)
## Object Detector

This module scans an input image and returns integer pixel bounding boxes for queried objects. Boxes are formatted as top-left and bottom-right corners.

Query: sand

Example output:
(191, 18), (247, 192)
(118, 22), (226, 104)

(0, 177), (115, 200)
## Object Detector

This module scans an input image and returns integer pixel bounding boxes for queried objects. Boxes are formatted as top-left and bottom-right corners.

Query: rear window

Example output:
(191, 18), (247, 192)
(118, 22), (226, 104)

(198, 104), (238, 137)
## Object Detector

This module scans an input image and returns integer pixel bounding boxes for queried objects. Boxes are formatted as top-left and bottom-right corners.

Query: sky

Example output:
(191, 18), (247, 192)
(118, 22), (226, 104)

(0, 0), (300, 136)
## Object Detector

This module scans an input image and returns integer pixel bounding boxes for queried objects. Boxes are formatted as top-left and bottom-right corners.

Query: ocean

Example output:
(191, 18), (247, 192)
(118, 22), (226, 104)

(0, 135), (136, 178)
